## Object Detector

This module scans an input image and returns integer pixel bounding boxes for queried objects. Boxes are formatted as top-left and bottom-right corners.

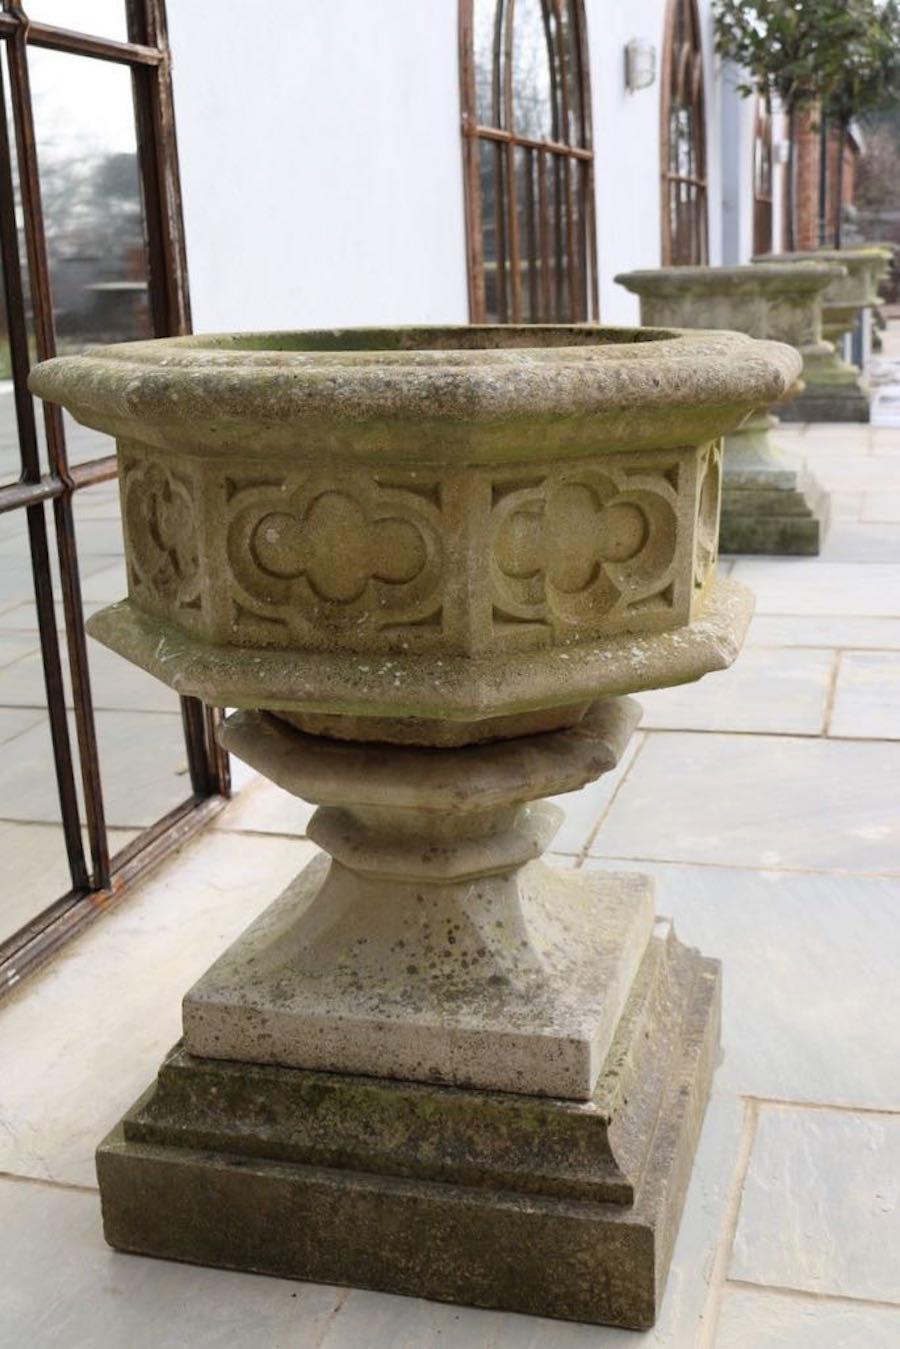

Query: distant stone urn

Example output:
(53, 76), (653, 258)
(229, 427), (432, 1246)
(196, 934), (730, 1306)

(29, 325), (800, 1330)
(616, 262), (841, 554)
(755, 246), (892, 421)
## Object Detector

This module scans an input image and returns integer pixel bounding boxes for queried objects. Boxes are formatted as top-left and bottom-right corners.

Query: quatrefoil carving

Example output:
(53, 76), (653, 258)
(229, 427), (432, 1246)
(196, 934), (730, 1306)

(491, 470), (679, 633)
(123, 460), (200, 611)
(227, 477), (443, 635)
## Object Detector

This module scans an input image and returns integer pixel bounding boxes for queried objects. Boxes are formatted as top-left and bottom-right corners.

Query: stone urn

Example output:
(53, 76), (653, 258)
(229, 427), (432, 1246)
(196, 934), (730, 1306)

(755, 247), (892, 421)
(616, 262), (842, 555)
(30, 325), (800, 1330)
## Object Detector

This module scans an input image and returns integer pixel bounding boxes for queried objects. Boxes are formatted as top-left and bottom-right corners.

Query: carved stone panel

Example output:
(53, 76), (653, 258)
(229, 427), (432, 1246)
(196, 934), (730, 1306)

(488, 451), (692, 646)
(120, 449), (204, 632)
(224, 469), (444, 651)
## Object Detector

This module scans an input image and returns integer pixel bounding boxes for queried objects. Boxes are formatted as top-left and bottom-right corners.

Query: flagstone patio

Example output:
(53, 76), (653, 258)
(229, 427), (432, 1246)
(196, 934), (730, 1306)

(1, 343), (900, 1344)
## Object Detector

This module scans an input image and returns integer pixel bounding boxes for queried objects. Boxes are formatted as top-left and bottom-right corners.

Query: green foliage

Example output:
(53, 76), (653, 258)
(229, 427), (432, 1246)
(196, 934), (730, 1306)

(713, 0), (900, 121)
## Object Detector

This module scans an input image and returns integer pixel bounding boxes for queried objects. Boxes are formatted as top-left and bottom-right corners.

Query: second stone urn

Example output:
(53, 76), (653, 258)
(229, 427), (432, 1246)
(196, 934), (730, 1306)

(29, 325), (800, 1330)
(755, 247), (893, 421)
(617, 262), (841, 554)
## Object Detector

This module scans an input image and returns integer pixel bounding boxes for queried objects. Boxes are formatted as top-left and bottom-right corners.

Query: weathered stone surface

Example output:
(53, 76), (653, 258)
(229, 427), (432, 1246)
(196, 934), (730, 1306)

(28, 324), (778, 1327)
(615, 266), (832, 553)
(30, 325), (796, 740)
(754, 248), (892, 422)
(99, 930), (721, 1330)
(185, 701), (659, 1100)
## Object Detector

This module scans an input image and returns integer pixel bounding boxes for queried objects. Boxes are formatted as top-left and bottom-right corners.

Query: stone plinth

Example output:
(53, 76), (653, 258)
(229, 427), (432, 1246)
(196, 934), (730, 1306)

(755, 248), (892, 421)
(616, 264), (838, 554)
(29, 325), (800, 1329)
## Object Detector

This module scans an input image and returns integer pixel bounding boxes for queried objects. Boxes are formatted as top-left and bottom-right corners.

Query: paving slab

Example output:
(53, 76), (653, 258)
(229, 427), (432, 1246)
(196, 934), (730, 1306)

(638, 648), (833, 736)
(830, 651), (900, 739)
(212, 772), (316, 839)
(731, 1105), (900, 1304)
(0, 1176), (344, 1349)
(714, 1285), (900, 1348)
(0, 709), (191, 829)
(0, 830), (316, 1186)
(820, 522), (900, 562)
(0, 633), (38, 667)
(589, 732), (900, 873)
(861, 490), (900, 522)
(0, 641), (179, 714)
(730, 560), (900, 617)
(0, 705), (43, 746)
(547, 729), (644, 854)
(746, 613), (900, 649)
(0, 821), (137, 948)
(582, 861), (900, 1110)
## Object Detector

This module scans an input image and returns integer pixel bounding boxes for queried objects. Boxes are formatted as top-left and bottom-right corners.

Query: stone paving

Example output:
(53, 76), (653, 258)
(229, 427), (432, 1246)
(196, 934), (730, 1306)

(2, 359), (900, 1343)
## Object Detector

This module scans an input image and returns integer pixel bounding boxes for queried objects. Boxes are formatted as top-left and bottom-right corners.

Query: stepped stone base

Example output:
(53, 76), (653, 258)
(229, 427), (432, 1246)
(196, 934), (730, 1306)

(721, 437), (830, 556)
(96, 918), (721, 1330)
(778, 383), (870, 423)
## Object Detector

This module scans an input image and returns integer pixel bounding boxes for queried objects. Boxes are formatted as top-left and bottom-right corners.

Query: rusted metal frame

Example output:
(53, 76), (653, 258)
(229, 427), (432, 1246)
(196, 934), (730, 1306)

(0, 793), (227, 996)
(659, 0), (676, 264)
(502, 0), (522, 323)
(0, 44), (89, 890)
(659, 0), (708, 266)
(489, 0), (508, 321)
(552, 4), (579, 320)
(126, 0), (191, 336)
(0, 10), (161, 65)
(690, 11), (709, 264)
(0, 455), (118, 514)
(573, 0), (598, 320)
(458, 0), (487, 321)
(5, 12), (111, 888)
(128, 0), (228, 796)
(466, 123), (592, 162)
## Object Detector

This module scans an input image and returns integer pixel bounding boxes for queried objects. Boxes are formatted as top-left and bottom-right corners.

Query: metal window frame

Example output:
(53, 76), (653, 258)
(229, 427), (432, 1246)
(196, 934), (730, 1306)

(459, 0), (599, 325)
(0, 0), (229, 996)
(659, 0), (708, 266)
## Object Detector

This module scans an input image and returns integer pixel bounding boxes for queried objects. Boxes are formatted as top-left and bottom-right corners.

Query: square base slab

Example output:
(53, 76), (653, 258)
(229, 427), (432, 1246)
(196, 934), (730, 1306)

(97, 929), (721, 1329)
(182, 854), (655, 1100)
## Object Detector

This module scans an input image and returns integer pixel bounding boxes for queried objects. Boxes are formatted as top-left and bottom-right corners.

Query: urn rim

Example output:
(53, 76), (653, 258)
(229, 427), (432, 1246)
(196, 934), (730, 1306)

(28, 324), (803, 462)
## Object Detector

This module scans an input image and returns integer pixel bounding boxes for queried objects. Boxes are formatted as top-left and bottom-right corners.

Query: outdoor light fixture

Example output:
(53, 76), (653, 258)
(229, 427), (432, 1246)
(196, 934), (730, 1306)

(625, 38), (656, 92)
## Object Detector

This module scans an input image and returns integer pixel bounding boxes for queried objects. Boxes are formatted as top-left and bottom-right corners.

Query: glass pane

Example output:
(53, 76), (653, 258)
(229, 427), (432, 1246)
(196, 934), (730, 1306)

(27, 0), (128, 42)
(30, 47), (150, 466)
(479, 137), (509, 322)
(512, 0), (554, 140)
(0, 506), (73, 943)
(473, 0), (503, 128)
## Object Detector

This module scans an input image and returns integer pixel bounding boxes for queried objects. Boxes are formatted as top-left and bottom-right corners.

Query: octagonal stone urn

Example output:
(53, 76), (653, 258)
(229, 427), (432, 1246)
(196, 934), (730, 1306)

(755, 247), (892, 421)
(30, 325), (801, 1330)
(616, 262), (841, 554)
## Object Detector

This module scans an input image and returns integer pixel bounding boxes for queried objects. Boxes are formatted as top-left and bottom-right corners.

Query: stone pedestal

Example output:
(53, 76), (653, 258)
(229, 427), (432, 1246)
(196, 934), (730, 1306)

(616, 263), (838, 554)
(29, 325), (800, 1329)
(755, 248), (892, 422)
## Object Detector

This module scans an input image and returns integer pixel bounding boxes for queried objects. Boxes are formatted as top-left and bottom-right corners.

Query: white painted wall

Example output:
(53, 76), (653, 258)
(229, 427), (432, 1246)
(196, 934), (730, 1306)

(585, 0), (664, 324)
(167, 0), (469, 332)
(167, 0), (746, 333)
(720, 62), (756, 264)
(587, 0), (726, 324)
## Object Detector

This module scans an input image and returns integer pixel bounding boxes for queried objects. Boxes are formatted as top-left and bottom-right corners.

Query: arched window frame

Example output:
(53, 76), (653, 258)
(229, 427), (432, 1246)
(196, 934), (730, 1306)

(660, 0), (709, 265)
(459, 0), (599, 324)
(752, 93), (774, 255)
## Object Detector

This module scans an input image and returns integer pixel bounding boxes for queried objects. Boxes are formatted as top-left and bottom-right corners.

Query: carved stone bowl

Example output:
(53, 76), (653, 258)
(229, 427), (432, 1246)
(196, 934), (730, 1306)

(29, 326), (800, 744)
